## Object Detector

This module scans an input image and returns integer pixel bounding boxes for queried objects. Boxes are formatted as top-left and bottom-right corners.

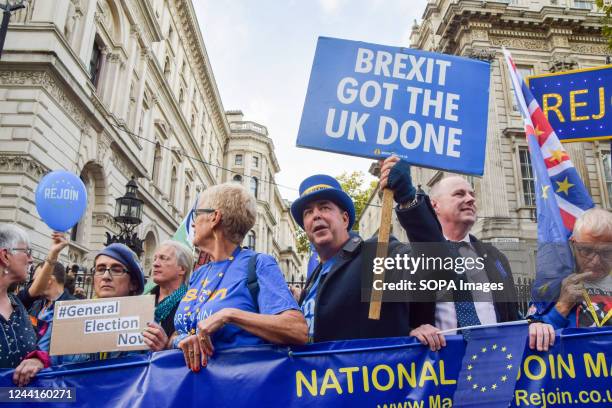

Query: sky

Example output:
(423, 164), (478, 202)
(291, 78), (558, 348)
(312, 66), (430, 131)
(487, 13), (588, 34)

(194, 0), (428, 200)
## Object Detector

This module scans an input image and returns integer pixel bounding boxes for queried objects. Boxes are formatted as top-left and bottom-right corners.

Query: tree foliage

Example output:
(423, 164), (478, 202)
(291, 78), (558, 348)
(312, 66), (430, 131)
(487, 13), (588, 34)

(336, 171), (377, 232)
(596, 0), (612, 49)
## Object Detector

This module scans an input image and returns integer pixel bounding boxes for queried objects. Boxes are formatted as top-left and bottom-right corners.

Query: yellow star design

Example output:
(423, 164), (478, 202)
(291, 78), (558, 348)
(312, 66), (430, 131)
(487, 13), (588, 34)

(473, 384), (478, 390)
(501, 375), (508, 382)
(556, 177), (574, 195)
(492, 344), (498, 350)
(481, 347), (487, 353)
(467, 365), (473, 370)
(201, 279), (210, 287)
(467, 375), (472, 381)
(507, 364), (513, 370)
(542, 185), (550, 199)
(492, 384), (498, 390)
(472, 354), (478, 360)
(481, 386), (487, 392)
(186, 312), (191, 317)
(189, 328), (195, 335)
(538, 282), (550, 296)
(501, 346), (507, 352)
(548, 149), (565, 164)
(184, 306), (190, 311)
(195, 308), (200, 312)
(506, 353), (513, 360)
(535, 126), (545, 136)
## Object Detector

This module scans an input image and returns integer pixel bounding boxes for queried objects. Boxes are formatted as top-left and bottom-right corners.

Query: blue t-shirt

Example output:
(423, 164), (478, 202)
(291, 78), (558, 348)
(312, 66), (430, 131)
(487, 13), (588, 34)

(301, 258), (335, 342)
(174, 248), (299, 349)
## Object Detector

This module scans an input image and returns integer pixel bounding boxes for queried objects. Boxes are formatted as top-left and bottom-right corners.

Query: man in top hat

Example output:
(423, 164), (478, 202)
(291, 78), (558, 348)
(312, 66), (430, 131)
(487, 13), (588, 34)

(291, 171), (440, 343)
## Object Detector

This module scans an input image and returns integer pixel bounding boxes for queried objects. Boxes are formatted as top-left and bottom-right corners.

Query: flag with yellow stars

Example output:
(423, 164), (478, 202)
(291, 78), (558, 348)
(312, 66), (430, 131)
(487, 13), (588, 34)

(452, 323), (529, 407)
(503, 49), (594, 311)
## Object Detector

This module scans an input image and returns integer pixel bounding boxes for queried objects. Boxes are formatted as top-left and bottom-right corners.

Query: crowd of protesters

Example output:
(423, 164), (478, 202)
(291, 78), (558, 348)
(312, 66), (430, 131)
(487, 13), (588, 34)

(0, 158), (610, 386)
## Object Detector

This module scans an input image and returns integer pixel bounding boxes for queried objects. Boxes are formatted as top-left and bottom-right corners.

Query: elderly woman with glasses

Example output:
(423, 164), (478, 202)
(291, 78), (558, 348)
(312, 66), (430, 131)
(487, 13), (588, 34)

(0, 224), (54, 386)
(173, 183), (307, 372)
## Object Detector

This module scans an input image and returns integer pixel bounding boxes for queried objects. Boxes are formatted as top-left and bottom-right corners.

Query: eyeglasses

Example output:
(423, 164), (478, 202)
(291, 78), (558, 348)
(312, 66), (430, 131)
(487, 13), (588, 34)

(572, 243), (612, 260)
(91, 265), (129, 277)
(193, 208), (216, 218)
(10, 247), (32, 256)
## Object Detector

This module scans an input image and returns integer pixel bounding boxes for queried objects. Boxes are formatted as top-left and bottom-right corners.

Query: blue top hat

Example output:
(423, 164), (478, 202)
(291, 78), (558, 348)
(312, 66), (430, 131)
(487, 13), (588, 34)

(290, 174), (355, 230)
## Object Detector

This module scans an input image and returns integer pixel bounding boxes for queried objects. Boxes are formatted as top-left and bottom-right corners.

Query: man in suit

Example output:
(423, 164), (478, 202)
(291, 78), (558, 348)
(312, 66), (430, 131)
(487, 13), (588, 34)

(291, 173), (441, 343)
(380, 156), (555, 352)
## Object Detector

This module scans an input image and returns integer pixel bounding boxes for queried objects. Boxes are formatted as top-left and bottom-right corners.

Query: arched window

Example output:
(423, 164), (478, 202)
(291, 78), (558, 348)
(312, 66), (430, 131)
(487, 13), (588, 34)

(246, 230), (256, 250)
(179, 88), (185, 104)
(250, 177), (258, 198)
(233, 174), (242, 183)
(170, 166), (177, 204)
(152, 143), (162, 184)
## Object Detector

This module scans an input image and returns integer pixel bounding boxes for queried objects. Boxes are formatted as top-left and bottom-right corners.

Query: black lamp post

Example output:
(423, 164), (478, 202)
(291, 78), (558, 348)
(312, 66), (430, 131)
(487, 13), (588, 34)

(104, 177), (144, 257)
(0, 0), (26, 60)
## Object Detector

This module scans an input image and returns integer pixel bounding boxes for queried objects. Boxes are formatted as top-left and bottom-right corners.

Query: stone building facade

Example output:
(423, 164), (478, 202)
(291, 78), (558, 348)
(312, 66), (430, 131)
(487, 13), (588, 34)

(0, 0), (301, 283)
(224, 111), (303, 284)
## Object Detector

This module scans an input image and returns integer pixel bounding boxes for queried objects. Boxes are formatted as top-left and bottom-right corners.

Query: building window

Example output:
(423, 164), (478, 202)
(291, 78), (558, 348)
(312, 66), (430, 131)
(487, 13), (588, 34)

(233, 174), (242, 183)
(250, 177), (258, 198)
(573, 0), (592, 9)
(252, 155), (259, 168)
(184, 185), (191, 216)
(164, 57), (171, 77)
(602, 152), (612, 206)
(170, 166), (178, 205)
(512, 65), (534, 111)
(89, 39), (103, 87)
(246, 230), (256, 250)
(519, 147), (536, 207)
(152, 143), (162, 185)
(235, 154), (243, 165)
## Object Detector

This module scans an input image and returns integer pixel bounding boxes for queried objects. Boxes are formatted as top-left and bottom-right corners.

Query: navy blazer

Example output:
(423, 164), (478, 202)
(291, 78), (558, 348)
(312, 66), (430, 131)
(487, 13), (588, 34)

(396, 194), (520, 328)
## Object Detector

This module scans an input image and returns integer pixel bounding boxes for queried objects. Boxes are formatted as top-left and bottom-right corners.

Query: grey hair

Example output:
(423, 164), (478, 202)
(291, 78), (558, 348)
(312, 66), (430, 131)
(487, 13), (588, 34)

(158, 240), (194, 282)
(199, 182), (256, 244)
(429, 175), (469, 200)
(0, 224), (30, 251)
(574, 208), (612, 241)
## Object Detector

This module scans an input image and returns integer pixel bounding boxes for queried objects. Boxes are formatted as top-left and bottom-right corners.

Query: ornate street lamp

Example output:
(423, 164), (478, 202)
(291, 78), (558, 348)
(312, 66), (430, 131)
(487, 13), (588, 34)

(104, 177), (144, 257)
(0, 0), (26, 59)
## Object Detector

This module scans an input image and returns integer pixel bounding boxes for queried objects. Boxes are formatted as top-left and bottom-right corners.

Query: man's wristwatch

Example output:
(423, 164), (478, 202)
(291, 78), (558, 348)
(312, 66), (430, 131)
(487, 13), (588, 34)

(399, 196), (419, 209)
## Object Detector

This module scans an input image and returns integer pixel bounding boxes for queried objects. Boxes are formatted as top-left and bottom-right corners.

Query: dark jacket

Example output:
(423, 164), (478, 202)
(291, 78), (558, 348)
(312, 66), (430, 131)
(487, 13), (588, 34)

(396, 195), (520, 328)
(298, 194), (444, 343)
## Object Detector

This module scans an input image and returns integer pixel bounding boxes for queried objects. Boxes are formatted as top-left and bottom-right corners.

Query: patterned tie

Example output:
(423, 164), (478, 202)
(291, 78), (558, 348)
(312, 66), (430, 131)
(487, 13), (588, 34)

(450, 241), (481, 336)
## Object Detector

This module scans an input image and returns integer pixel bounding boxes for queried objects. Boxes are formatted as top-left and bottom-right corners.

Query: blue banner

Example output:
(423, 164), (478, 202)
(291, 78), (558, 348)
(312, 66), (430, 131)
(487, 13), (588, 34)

(296, 37), (491, 175)
(1, 327), (611, 407)
(527, 65), (611, 143)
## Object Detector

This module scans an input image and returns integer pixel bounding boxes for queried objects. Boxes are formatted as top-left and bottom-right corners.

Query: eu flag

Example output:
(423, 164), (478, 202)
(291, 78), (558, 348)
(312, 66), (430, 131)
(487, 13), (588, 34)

(452, 323), (529, 407)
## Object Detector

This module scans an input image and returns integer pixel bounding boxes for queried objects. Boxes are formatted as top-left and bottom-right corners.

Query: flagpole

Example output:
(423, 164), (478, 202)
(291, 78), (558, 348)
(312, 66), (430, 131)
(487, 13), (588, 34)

(436, 319), (529, 335)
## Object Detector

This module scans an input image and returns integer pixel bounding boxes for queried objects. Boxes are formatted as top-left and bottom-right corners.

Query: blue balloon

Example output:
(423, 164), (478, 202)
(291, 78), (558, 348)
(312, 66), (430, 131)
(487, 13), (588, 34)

(35, 170), (87, 232)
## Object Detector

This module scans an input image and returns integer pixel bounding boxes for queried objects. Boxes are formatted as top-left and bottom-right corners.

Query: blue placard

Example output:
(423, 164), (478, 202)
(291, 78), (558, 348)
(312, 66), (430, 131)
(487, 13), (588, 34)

(296, 37), (491, 176)
(527, 65), (611, 143)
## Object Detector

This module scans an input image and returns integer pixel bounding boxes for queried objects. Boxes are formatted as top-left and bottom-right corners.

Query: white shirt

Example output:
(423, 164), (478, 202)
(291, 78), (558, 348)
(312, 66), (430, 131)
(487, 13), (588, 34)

(435, 233), (498, 332)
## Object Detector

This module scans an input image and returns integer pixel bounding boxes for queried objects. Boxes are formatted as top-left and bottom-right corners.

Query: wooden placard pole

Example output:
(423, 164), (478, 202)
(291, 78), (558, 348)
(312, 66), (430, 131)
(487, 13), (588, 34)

(368, 187), (394, 320)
